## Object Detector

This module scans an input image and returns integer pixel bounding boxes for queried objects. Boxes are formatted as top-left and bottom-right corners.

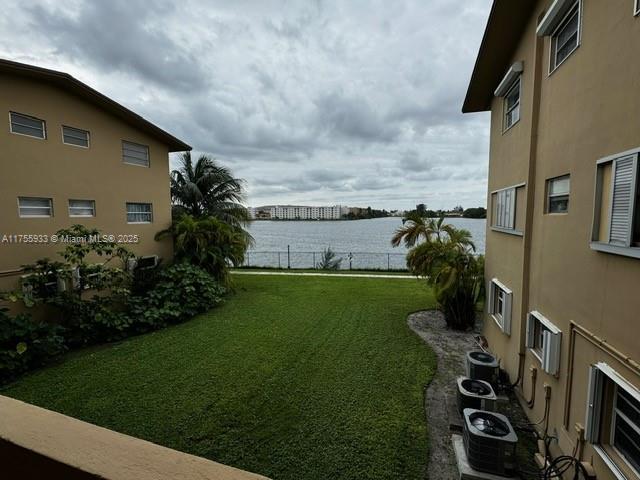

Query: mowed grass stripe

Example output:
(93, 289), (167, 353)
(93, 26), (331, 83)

(3, 275), (437, 480)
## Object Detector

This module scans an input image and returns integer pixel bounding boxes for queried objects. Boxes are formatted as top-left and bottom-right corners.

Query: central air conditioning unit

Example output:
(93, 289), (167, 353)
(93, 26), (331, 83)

(463, 409), (518, 477)
(456, 377), (497, 413)
(466, 351), (499, 386)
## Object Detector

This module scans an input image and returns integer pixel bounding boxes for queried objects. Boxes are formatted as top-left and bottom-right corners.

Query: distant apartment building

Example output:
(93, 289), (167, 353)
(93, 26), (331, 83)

(0, 59), (190, 290)
(249, 205), (343, 220)
(464, 2), (640, 479)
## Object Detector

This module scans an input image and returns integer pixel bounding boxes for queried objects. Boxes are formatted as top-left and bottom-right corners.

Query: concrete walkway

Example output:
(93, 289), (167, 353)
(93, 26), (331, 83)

(231, 270), (416, 279)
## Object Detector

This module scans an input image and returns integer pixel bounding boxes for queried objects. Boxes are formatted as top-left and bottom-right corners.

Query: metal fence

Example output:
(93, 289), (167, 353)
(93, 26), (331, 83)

(242, 247), (408, 271)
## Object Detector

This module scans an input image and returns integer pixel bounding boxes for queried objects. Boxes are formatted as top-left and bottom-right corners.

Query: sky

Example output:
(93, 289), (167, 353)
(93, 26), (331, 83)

(1, 0), (492, 210)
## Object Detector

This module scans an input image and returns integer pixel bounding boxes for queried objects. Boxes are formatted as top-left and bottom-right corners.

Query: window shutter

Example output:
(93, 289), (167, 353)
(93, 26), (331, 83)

(525, 314), (536, 348)
(585, 365), (604, 443)
(503, 291), (512, 335)
(609, 155), (638, 246)
(508, 188), (516, 229)
(585, 366), (602, 443)
(488, 280), (496, 314)
(542, 330), (561, 376)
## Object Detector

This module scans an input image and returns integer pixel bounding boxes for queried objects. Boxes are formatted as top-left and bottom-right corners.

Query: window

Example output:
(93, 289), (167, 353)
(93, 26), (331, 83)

(488, 279), (512, 335)
(62, 126), (90, 147)
(122, 141), (149, 167)
(550, 1), (581, 72)
(68, 199), (95, 217)
(635, 0), (640, 16)
(547, 175), (570, 213)
(492, 187), (516, 230)
(503, 78), (521, 131)
(18, 197), (53, 218)
(591, 151), (640, 256)
(10, 111), (46, 139)
(586, 364), (640, 479)
(126, 202), (152, 223)
(525, 311), (561, 376)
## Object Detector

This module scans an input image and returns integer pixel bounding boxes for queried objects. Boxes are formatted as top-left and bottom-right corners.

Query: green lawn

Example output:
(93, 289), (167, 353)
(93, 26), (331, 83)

(2, 275), (437, 480)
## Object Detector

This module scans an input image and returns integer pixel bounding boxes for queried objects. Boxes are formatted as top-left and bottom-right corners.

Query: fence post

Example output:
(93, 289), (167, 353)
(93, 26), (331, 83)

(387, 253), (390, 271)
(278, 252), (281, 269)
(287, 245), (291, 269)
(313, 252), (316, 269)
(349, 252), (353, 270)
(247, 252), (250, 267)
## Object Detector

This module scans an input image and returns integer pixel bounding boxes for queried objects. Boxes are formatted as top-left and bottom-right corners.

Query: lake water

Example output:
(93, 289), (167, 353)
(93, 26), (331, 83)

(245, 217), (486, 270)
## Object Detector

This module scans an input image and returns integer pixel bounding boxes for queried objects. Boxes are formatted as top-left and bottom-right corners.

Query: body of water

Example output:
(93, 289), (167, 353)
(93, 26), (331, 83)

(245, 217), (486, 270)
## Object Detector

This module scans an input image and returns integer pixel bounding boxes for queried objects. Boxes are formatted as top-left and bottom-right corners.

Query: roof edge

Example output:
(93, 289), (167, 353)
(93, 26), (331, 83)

(0, 58), (191, 152)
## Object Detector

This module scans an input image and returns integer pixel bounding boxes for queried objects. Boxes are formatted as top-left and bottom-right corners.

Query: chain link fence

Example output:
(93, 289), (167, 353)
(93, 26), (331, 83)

(242, 248), (408, 271)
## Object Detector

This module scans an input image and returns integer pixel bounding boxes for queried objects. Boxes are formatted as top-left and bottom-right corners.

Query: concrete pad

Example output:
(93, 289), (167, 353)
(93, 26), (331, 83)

(452, 434), (520, 480)
(447, 394), (464, 433)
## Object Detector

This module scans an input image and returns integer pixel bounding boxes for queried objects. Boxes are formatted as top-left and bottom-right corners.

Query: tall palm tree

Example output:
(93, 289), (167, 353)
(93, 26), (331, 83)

(170, 152), (250, 229)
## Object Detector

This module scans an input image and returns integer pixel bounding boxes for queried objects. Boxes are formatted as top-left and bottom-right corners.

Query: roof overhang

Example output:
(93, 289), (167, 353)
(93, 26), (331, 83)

(462, 0), (538, 113)
(0, 58), (191, 152)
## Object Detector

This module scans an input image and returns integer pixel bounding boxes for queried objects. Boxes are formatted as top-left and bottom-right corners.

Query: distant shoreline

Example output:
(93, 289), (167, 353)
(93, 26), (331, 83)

(250, 215), (485, 221)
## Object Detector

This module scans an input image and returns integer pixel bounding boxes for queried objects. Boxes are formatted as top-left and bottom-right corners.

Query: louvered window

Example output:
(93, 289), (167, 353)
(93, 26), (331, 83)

(609, 156), (637, 246)
(592, 152), (640, 256)
(586, 364), (640, 479)
(526, 311), (561, 376)
(488, 279), (512, 336)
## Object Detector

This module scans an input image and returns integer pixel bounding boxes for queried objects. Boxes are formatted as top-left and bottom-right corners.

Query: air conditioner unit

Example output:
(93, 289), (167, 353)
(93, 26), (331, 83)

(466, 351), (499, 386)
(135, 255), (159, 270)
(456, 377), (497, 414)
(463, 409), (518, 477)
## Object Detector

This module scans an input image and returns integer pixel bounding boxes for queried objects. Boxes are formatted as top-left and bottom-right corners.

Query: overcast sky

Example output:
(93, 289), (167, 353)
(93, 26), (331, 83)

(1, 0), (491, 210)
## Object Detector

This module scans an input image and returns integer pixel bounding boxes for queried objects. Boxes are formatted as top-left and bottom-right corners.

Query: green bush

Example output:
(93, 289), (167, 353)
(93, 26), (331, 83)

(129, 263), (225, 329)
(0, 307), (66, 384)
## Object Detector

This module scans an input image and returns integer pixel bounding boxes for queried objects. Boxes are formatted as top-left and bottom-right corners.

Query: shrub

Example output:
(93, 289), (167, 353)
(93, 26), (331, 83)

(316, 248), (342, 270)
(128, 263), (225, 329)
(0, 307), (66, 384)
(155, 215), (251, 286)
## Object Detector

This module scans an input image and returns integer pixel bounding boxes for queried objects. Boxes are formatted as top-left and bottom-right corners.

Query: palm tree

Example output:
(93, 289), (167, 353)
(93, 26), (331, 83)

(391, 212), (460, 248)
(170, 152), (250, 230)
(156, 215), (252, 285)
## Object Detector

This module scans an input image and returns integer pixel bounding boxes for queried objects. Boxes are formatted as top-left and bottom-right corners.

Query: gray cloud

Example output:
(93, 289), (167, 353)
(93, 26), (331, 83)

(0, 0), (492, 210)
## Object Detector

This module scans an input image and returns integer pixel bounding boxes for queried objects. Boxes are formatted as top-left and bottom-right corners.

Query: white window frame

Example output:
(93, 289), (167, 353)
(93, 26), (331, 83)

(502, 77), (521, 132)
(591, 149), (640, 259)
(62, 125), (90, 148)
(586, 363), (640, 479)
(491, 184), (523, 234)
(525, 311), (562, 376)
(68, 199), (96, 218)
(635, 0), (640, 16)
(487, 278), (512, 335)
(546, 175), (571, 214)
(126, 202), (153, 224)
(17, 197), (53, 218)
(548, 0), (582, 74)
(9, 111), (46, 139)
(122, 140), (150, 167)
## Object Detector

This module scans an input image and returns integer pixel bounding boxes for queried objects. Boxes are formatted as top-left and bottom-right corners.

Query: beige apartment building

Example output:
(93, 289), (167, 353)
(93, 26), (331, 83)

(0, 59), (190, 291)
(464, 1), (640, 478)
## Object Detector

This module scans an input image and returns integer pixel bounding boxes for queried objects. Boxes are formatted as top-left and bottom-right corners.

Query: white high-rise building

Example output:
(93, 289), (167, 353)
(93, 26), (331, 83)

(249, 205), (343, 220)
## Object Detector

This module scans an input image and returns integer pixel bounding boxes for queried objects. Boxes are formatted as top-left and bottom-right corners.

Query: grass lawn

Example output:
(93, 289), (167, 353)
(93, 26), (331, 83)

(2, 275), (437, 480)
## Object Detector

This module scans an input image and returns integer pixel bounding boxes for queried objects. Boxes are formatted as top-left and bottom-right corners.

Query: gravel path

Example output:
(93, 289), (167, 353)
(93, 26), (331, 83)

(407, 310), (481, 480)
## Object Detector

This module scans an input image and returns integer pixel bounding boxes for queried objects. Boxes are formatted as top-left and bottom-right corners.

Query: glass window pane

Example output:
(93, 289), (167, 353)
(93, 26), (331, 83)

(122, 141), (149, 166)
(19, 197), (52, 217)
(63, 126), (89, 147)
(550, 177), (570, 195)
(11, 112), (45, 138)
(613, 418), (640, 473)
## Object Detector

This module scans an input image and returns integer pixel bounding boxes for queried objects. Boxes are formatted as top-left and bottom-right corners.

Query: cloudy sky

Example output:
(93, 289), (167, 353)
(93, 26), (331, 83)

(1, 0), (491, 210)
